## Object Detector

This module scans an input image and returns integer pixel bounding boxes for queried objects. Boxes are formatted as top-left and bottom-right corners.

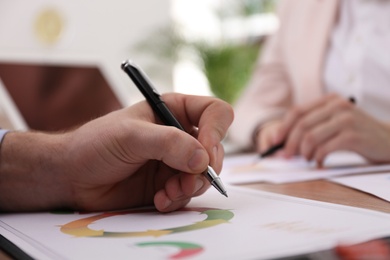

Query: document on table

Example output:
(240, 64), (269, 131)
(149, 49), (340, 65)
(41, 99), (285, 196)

(222, 152), (390, 184)
(1, 186), (390, 260)
(329, 173), (390, 203)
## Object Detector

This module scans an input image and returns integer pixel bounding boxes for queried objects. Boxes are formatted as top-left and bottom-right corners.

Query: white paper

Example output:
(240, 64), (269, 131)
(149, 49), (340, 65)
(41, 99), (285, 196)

(1, 186), (390, 260)
(222, 152), (390, 184)
(329, 172), (390, 203)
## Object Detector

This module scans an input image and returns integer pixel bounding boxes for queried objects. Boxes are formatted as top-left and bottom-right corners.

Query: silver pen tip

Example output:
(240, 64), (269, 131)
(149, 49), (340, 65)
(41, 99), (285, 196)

(205, 165), (228, 198)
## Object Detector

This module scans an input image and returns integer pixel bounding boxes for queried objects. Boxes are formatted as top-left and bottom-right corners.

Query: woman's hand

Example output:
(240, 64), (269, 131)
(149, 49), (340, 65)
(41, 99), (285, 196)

(256, 94), (390, 166)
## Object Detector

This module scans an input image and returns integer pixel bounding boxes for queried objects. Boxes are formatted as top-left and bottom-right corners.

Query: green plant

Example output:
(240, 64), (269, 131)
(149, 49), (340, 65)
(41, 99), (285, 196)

(134, 27), (262, 104)
(219, 0), (277, 17)
(196, 43), (260, 104)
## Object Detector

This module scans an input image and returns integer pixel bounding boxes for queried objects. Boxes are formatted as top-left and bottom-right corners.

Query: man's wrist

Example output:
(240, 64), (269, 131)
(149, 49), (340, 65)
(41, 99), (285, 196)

(0, 131), (73, 211)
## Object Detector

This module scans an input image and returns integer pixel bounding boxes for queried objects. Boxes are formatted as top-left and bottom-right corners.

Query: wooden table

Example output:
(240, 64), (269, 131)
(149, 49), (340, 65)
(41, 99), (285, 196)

(242, 180), (390, 214)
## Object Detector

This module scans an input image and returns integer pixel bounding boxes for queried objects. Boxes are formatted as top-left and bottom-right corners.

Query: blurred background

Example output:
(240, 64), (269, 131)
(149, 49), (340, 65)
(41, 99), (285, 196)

(0, 0), (278, 131)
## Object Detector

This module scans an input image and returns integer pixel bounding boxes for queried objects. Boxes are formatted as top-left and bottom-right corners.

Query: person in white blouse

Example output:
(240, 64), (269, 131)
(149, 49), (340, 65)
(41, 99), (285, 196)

(229, 0), (390, 166)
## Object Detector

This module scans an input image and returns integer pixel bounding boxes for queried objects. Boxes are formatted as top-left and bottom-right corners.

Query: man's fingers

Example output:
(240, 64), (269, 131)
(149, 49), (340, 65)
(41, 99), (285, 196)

(162, 94), (234, 166)
(154, 173), (209, 212)
(123, 121), (210, 174)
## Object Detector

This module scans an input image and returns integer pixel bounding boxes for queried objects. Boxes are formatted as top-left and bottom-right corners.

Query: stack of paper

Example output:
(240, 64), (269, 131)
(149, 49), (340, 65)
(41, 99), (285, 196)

(222, 152), (390, 184)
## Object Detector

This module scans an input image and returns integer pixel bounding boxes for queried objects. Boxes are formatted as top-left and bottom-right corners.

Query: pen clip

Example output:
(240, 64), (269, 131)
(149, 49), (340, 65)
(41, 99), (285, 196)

(121, 60), (162, 103)
(138, 68), (161, 97)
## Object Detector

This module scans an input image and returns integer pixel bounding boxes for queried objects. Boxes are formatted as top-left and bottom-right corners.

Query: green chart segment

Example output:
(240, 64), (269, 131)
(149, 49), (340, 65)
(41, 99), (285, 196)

(137, 241), (203, 259)
(59, 207), (234, 238)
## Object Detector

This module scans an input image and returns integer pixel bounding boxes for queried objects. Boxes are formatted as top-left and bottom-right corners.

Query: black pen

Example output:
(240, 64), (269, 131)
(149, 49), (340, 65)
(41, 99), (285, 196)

(121, 60), (228, 197)
(260, 141), (285, 158)
(260, 96), (356, 158)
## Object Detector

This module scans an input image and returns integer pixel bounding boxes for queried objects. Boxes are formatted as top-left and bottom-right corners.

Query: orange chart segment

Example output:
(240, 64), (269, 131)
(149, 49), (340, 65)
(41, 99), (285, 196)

(59, 207), (234, 238)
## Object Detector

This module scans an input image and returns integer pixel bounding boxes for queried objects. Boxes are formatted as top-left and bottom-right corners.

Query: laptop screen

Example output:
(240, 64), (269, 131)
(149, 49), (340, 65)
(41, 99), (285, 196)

(0, 62), (122, 131)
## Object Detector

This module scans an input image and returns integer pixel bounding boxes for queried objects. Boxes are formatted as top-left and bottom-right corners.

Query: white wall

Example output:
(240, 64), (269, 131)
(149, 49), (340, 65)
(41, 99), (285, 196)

(0, 0), (172, 106)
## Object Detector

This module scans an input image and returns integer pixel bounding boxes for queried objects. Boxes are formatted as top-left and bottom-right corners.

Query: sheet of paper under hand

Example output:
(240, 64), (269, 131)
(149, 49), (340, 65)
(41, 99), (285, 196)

(1, 186), (390, 260)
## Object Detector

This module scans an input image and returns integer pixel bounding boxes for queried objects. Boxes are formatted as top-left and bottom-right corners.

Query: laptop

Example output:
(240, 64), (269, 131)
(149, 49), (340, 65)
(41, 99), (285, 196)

(0, 61), (124, 131)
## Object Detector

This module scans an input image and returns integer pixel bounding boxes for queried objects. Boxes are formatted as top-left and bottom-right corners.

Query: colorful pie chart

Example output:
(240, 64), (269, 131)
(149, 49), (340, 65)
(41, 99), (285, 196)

(59, 207), (234, 238)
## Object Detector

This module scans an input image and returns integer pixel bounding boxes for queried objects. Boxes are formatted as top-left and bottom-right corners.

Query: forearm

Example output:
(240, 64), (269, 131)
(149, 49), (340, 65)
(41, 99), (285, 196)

(229, 65), (290, 149)
(0, 131), (73, 211)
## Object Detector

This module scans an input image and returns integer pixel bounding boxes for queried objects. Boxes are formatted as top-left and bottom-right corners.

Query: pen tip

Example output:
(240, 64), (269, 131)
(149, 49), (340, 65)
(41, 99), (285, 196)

(223, 192), (228, 198)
